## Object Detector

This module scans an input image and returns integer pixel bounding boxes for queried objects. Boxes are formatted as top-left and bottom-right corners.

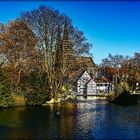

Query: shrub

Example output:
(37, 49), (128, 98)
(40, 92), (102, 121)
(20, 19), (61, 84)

(21, 71), (49, 105)
(12, 94), (26, 106)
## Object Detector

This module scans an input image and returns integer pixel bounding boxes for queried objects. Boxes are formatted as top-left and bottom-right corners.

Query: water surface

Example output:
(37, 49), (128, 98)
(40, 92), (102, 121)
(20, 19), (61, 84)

(0, 100), (140, 139)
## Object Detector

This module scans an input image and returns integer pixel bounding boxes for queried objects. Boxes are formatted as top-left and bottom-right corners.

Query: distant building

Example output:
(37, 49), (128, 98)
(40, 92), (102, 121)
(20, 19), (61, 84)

(77, 71), (92, 95)
(95, 77), (112, 93)
(74, 70), (112, 96)
(54, 22), (112, 97)
(68, 56), (97, 84)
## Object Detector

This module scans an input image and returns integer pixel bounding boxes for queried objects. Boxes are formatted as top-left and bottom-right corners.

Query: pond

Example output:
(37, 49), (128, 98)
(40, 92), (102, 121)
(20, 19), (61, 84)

(0, 100), (140, 139)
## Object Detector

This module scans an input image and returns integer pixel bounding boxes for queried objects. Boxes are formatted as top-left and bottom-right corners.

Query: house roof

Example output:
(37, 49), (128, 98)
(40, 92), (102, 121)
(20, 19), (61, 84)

(94, 77), (111, 83)
(68, 69), (86, 83)
(66, 56), (96, 84)
(75, 56), (96, 68)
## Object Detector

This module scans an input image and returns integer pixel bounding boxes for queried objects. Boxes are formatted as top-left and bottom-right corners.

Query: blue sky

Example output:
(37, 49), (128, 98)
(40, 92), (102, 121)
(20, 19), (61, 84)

(0, 1), (140, 64)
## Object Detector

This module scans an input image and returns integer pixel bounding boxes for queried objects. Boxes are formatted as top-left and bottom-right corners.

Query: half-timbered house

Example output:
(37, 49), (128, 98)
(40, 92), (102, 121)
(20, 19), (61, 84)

(75, 70), (112, 97)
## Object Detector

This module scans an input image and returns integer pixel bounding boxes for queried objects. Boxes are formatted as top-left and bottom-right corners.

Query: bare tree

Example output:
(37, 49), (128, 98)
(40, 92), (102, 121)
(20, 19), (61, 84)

(19, 5), (92, 85)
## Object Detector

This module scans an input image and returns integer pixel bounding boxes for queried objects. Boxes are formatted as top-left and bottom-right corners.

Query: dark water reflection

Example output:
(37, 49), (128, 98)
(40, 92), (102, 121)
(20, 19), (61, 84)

(1, 101), (140, 139)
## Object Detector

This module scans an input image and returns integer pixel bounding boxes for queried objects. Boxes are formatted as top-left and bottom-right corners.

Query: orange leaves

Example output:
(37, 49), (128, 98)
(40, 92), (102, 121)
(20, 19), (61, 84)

(0, 20), (39, 91)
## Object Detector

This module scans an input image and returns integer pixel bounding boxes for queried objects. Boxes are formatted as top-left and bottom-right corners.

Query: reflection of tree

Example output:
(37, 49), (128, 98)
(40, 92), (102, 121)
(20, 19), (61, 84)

(2, 103), (140, 139)
(44, 103), (78, 139)
(0, 107), (27, 139)
(6, 106), (52, 139)
(0, 107), (26, 128)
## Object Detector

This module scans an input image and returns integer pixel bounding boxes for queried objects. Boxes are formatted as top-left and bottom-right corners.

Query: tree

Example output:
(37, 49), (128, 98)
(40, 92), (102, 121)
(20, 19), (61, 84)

(0, 20), (50, 105)
(0, 5), (94, 104)
(0, 20), (38, 92)
(0, 63), (14, 107)
(100, 53), (129, 68)
(99, 53), (140, 93)
(99, 54), (130, 81)
(126, 53), (140, 91)
(19, 5), (92, 87)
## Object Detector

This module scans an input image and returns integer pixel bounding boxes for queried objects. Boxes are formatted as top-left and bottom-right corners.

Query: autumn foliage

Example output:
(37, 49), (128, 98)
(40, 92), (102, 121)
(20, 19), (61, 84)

(0, 5), (92, 107)
(99, 53), (140, 92)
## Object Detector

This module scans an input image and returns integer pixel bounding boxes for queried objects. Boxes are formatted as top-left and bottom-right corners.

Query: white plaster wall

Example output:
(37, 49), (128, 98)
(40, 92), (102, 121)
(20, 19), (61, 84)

(77, 71), (91, 95)
(87, 80), (97, 95)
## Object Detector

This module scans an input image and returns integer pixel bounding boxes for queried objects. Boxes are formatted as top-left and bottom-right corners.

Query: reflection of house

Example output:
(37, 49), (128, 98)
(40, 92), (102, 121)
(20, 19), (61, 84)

(75, 70), (112, 96)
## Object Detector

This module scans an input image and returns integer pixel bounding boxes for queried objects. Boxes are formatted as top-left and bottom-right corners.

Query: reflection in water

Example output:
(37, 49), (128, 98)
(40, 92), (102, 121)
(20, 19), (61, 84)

(76, 105), (96, 139)
(0, 107), (26, 128)
(0, 101), (140, 139)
